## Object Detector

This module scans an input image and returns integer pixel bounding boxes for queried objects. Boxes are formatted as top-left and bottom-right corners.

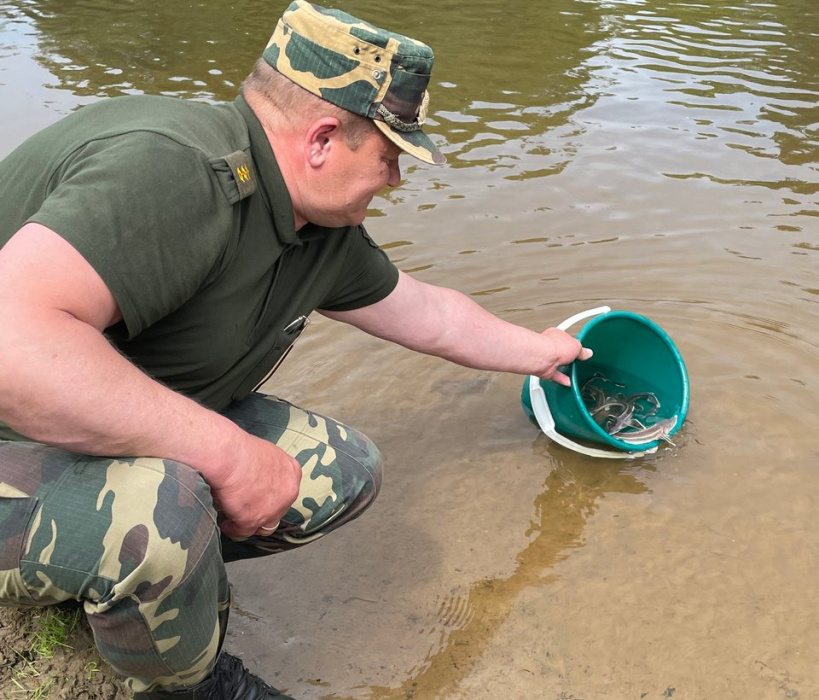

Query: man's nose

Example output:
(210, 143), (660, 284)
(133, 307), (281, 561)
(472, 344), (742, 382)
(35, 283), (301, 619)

(387, 159), (401, 187)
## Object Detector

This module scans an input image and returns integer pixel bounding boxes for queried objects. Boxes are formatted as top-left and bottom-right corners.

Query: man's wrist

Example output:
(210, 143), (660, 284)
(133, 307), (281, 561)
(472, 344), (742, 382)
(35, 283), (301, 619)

(164, 411), (248, 488)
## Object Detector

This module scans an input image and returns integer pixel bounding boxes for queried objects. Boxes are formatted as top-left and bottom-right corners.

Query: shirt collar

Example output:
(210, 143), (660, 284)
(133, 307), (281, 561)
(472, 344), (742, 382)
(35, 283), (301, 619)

(234, 93), (301, 246)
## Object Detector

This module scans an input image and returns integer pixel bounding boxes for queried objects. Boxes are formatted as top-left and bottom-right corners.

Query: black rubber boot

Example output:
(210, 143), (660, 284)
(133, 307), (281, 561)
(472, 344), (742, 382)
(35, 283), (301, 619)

(133, 652), (295, 699)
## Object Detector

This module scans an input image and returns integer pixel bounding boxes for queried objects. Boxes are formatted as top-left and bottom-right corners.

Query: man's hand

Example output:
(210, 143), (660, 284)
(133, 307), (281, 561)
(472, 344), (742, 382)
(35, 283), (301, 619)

(536, 327), (594, 387)
(210, 434), (302, 538)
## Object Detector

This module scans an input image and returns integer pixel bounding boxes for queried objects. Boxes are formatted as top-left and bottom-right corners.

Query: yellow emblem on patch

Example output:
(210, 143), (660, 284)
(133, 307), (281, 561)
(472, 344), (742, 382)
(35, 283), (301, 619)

(222, 150), (257, 201)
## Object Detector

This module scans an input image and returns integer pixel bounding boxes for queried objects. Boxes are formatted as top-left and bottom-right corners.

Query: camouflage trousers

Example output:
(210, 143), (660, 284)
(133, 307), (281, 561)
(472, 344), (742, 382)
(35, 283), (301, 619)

(0, 393), (383, 693)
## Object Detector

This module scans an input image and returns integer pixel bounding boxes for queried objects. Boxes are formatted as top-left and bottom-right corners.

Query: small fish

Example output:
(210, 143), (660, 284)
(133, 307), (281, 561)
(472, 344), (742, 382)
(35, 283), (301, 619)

(580, 373), (677, 445)
(590, 398), (629, 418)
(580, 383), (606, 405)
(608, 401), (636, 434)
(614, 415), (678, 445)
(627, 392), (661, 416)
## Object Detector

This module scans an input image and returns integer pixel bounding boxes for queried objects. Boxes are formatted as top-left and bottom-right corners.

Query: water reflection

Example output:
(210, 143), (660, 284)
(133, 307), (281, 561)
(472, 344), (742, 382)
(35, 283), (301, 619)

(361, 442), (651, 700)
(2, 0), (607, 164)
(585, 0), (818, 174)
(3, 0), (815, 183)
(3, 0), (272, 100)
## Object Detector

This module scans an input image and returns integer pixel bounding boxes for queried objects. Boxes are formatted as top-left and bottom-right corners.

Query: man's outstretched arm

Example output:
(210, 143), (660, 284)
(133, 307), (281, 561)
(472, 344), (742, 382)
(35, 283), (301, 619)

(0, 223), (300, 537)
(321, 270), (592, 386)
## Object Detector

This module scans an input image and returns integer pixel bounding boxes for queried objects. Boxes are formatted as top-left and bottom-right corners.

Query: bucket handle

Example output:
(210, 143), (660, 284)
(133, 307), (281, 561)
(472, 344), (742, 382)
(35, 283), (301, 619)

(556, 305), (611, 332)
(530, 305), (658, 460)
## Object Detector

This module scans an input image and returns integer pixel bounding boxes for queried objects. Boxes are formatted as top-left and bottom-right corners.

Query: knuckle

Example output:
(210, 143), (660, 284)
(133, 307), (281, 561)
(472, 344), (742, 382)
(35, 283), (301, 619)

(286, 480), (300, 502)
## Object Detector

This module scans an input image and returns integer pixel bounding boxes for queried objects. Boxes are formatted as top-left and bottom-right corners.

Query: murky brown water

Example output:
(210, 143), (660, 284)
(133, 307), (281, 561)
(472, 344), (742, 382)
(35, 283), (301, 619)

(2, 0), (818, 697)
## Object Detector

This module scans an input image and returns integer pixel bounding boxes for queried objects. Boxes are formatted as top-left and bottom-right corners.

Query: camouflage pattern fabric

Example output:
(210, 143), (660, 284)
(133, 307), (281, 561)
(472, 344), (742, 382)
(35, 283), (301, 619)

(219, 393), (383, 561)
(0, 393), (383, 693)
(263, 0), (446, 165)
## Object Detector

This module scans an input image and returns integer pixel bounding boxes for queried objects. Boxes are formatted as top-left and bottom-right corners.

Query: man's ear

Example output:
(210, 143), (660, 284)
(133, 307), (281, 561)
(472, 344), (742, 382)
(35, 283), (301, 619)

(304, 117), (342, 168)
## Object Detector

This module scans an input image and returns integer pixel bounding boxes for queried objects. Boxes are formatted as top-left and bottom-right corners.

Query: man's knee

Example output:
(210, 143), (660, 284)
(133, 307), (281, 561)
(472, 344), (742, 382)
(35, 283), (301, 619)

(288, 414), (384, 535)
(224, 394), (385, 525)
(219, 396), (385, 558)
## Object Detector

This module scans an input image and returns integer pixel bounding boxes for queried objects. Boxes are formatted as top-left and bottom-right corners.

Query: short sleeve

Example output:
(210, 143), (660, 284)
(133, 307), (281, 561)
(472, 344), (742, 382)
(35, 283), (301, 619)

(318, 225), (399, 312)
(28, 132), (233, 338)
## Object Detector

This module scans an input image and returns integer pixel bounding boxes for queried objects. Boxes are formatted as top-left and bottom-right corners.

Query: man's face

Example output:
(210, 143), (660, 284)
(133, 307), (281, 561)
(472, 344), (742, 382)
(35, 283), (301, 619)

(304, 128), (403, 228)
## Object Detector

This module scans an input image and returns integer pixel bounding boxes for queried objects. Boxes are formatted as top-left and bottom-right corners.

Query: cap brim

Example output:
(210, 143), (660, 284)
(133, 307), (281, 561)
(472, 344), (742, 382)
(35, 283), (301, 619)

(374, 121), (446, 165)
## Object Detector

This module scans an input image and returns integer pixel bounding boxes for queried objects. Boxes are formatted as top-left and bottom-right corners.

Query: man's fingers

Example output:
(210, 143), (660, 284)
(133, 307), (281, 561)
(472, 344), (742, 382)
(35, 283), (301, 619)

(219, 517), (284, 538)
(551, 370), (571, 387)
(219, 519), (263, 538)
(218, 519), (244, 538)
(579, 347), (594, 361)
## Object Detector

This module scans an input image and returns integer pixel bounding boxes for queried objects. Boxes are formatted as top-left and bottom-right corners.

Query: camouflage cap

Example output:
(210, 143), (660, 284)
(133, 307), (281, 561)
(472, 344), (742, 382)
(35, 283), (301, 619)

(263, 1), (446, 165)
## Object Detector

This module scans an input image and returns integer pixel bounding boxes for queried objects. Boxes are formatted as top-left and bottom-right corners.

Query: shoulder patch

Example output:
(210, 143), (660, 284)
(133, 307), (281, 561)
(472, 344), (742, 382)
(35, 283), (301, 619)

(223, 150), (257, 200)
(210, 150), (257, 204)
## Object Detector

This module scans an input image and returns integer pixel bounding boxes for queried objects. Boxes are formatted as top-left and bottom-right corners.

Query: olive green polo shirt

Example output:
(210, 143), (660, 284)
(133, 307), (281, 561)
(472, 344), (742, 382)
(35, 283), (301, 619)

(0, 93), (399, 440)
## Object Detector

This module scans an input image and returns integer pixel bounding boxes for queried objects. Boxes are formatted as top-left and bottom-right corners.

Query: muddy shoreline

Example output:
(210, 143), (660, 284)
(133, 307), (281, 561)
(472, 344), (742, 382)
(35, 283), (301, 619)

(0, 604), (130, 699)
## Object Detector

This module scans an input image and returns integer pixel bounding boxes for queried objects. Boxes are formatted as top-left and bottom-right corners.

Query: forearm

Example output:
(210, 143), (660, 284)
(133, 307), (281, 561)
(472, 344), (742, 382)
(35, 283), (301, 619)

(400, 286), (562, 375)
(323, 271), (589, 384)
(0, 308), (244, 481)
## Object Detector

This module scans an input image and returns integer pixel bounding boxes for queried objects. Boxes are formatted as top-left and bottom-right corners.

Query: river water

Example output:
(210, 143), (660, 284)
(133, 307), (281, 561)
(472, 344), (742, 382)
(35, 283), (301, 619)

(1, 1), (817, 698)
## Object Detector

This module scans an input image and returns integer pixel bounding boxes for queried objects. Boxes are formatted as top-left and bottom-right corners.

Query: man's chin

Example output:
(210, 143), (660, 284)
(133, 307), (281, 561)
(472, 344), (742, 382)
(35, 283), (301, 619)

(309, 206), (368, 229)
(345, 208), (368, 227)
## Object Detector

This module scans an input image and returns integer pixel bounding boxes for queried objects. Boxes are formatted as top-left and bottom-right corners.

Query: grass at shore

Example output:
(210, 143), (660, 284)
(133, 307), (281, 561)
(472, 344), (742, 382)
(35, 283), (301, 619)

(0, 604), (130, 699)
